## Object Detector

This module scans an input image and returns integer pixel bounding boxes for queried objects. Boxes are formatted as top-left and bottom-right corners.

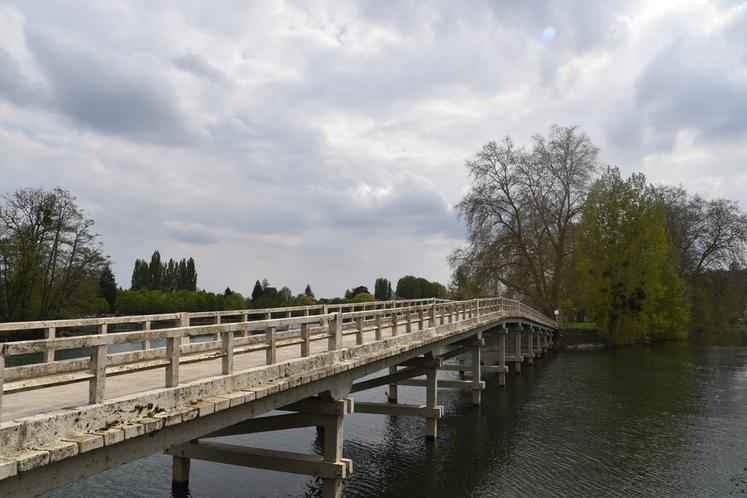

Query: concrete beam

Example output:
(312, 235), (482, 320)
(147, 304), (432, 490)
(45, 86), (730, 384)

(166, 440), (352, 479)
(353, 401), (443, 418)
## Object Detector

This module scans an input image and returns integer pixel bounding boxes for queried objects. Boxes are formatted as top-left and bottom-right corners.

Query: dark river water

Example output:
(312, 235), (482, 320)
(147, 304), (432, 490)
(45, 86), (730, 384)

(48, 334), (747, 498)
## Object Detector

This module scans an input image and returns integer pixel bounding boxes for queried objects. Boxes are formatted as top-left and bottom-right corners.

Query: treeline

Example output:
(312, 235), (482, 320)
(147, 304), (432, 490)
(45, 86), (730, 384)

(130, 251), (197, 292)
(451, 125), (747, 343)
(0, 187), (450, 322)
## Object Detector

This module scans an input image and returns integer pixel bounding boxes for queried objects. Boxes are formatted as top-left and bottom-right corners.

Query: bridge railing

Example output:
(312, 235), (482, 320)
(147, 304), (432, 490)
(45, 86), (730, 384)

(0, 297), (554, 420)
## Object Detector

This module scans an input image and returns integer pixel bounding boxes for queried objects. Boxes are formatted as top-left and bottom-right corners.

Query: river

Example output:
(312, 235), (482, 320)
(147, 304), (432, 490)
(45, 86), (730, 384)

(48, 335), (747, 497)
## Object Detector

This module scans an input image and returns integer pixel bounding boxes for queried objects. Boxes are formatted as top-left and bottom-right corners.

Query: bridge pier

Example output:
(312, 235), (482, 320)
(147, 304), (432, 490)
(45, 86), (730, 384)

(497, 326), (507, 387)
(513, 327), (522, 374)
(470, 337), (482, 406)
(425, 364), (438, 440)
(387, 366), (398, 403)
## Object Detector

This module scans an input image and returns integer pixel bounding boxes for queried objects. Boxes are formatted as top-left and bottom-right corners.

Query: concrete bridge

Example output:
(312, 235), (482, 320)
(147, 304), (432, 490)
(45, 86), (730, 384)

(0, 297), (556, 497)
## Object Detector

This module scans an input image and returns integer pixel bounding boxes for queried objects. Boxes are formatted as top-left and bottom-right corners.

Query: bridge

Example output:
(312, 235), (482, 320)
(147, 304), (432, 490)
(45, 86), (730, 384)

(0, 297), (556, 498)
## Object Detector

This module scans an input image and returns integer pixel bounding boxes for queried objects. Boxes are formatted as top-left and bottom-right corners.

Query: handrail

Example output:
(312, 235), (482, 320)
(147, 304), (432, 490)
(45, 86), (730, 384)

(0, 297), (555, 419)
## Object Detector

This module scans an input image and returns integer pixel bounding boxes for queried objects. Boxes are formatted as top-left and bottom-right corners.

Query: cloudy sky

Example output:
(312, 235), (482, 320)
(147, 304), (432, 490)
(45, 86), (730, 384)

(1, 1), (746, 297)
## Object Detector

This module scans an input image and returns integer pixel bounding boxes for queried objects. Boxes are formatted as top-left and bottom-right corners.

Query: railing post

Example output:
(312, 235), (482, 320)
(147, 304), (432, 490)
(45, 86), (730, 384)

(430, 302), (437, 327)
(166, 313), (187, 387)
(44, 327), (56, 363)
(391, 310), (399, 336)
(374, 314), (382, 340)
(475, 299), (480, 318)
(266, 326), (277, 364)
(89, 324), (107, 404)
(355, 317), (364, 345)
(142, 319), (151, 350)
(241, 313), (249, 337)
(221, 329), (234, 375)
(418, 308), (424, 331)
(301, 323), (310, 357)
(405, 309), (412, 333)
(322, 304), (329, 327)
(328, 313), (342, 351)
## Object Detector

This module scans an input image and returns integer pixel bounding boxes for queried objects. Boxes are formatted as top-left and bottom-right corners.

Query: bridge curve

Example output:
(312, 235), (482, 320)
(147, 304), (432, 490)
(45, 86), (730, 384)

(0, 297), (555, 497)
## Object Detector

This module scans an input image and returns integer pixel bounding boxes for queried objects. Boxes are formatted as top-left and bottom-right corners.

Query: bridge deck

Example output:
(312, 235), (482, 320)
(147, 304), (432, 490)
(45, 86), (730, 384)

(0, 297), (556, 496)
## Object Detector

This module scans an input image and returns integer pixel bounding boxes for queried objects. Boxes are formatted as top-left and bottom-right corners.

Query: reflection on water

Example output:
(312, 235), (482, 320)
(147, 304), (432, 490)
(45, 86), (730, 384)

(50, 335), (747, 498)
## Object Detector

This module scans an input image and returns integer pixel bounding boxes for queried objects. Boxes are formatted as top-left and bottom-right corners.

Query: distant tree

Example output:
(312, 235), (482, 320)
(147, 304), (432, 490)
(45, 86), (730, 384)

(351, 292), (375, 303)
(223, 291), (245, 310)
(131, 259), (150, 291)
(224, 287), (233, 297)
(186, 257), (197, 291)
(251, 280), (263, 302)
(99, 264), (117, 313)
(575, 167), (689, 343)
(296, 294), (316, 306)
(374, 278), (393, 300)
(278, 286), (294, 306)
(176, 259), (187, 290)
(148, 250), (163, 291)
(164, 258), (177, 292)
(304, 284), (314, 298)
(660, 186), (747, 275)
(395, 276), (447, 299)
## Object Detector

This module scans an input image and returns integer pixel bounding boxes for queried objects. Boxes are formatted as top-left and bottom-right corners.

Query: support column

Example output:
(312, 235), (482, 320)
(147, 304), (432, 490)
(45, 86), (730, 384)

(425, 366), (438, 440)
(471, 338), (482, 406)
(525, 328), (534, 366)
(321, 411), (345, 498)
(172, 453), (191, 493)
(513, 328), (522, 375)
(387, 366), (398, 403)
(498, 329), (507, 387)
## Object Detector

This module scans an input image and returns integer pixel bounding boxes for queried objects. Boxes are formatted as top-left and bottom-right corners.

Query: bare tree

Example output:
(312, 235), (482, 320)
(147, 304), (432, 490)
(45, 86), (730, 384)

(0, 187), (107, 321)
(661, 186), (747, 275)
(452, 125), (598, 314)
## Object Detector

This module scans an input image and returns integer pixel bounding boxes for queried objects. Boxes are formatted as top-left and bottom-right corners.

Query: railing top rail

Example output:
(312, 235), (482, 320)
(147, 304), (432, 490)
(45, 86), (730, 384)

(0, 296), (556, 335)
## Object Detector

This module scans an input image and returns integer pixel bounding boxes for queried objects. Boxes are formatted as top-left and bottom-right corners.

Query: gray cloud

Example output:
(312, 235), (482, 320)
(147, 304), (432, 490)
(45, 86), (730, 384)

(173, 53), (227, 83)
(23, 28), (202, 145)
(0, 1), (746, 296)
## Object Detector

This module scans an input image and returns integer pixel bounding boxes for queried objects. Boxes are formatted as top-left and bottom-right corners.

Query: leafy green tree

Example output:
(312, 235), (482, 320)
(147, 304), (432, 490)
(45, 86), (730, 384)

(164, 258), (177, 292)
(296, 294), (316, 306)
(395, 276), (447, 299)
(575, 167), (689, 343)
(99, 264), (117, 313)
(186, 257), (197, 291)
(148, 250), (163, 291)
(175, 259), (185, 290)
(374, 278), (393, 300)
(130, 259), (149, 290)
(223, 292), (245, 310)
(351, 292), (375, 303)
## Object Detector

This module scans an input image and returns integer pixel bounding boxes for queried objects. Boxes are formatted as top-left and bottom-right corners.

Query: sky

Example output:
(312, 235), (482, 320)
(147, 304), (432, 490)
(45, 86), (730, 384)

(0, 0), (746, 298)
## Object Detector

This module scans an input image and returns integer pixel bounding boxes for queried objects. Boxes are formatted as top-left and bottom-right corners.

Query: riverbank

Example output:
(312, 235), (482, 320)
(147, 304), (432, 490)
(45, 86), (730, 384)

(556, 326), (608, 350)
